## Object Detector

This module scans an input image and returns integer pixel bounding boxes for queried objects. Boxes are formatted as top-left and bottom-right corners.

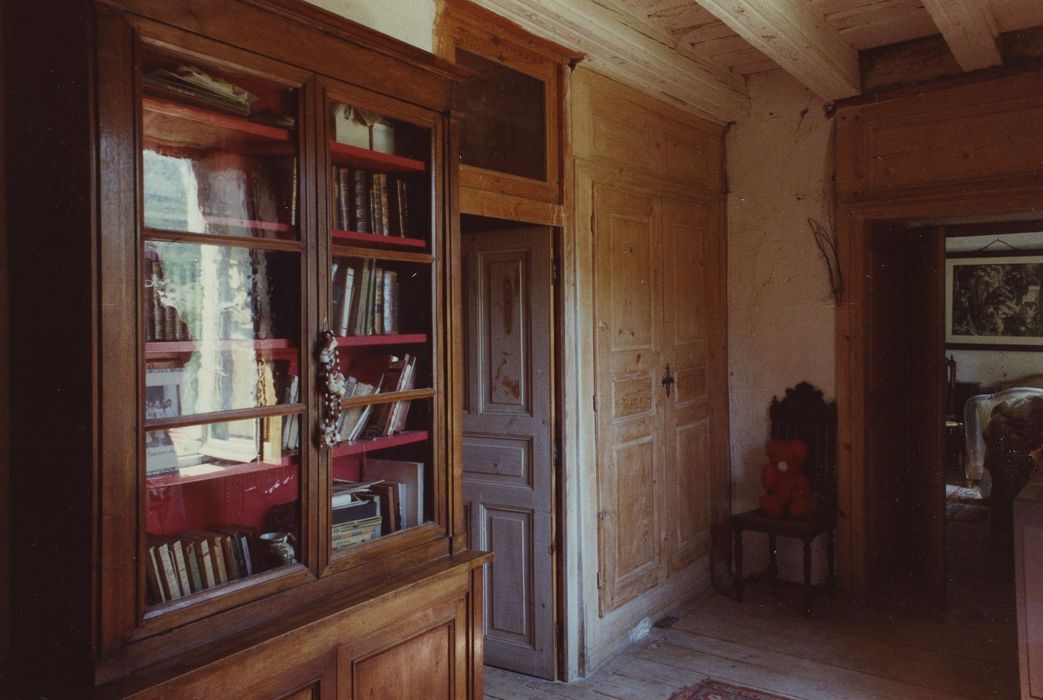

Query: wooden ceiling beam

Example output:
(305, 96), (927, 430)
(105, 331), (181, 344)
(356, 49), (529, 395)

(470, 0), (750, 123)
(921, 0), (1002, 71)
(692, 0), (860, 101)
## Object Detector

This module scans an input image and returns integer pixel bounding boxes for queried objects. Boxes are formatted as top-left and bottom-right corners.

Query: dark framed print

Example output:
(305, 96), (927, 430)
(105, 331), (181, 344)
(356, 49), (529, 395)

(946, 254), (1043, 349)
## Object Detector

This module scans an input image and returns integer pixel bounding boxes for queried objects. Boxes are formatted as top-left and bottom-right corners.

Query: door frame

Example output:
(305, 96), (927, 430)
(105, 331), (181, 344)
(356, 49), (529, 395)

(836, 186), (1043, 599)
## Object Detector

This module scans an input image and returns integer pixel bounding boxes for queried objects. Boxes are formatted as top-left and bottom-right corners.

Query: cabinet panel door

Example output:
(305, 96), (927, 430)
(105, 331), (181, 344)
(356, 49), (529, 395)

(661, 199), (714, 573)
(342, 598), (470, 700)
(593, 184), (664, 613)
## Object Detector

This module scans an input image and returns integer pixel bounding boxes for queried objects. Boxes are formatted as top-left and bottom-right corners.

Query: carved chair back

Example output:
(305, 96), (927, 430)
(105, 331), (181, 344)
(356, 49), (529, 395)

(770, 382), (838, 513)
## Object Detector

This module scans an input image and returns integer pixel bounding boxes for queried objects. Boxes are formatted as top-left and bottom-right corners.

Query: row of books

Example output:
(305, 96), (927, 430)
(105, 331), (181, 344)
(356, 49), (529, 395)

(332, 258), (400, 337)
(332, 167), (411, 237)
(337, 354), (417, 442)
(146, 527), (256, 606)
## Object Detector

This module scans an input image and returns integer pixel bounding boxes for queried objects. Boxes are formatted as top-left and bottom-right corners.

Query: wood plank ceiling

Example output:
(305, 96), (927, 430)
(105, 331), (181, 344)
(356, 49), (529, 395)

(472, 0), (1043, 122)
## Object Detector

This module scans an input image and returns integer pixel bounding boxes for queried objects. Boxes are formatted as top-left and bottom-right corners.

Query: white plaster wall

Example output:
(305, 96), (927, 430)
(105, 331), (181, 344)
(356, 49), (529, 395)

(727, 70), (836, 582)
(301, 0), (437, 52)
(951, 350), (1042, 387)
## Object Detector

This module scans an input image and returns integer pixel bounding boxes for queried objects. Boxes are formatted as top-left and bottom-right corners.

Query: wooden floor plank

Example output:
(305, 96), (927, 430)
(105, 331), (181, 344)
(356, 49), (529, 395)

(486, 515), (1019, 700)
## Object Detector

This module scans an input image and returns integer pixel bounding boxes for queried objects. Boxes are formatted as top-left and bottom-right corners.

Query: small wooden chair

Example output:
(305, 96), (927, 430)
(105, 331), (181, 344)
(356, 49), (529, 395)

(732, 382), (838, 615)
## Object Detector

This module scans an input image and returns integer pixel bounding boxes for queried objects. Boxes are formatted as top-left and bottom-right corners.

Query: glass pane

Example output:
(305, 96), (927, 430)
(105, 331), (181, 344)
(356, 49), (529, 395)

(455, 49), (547, 181)
(331, 398), (433, 551)
(144, 241), (300, 417)
(142, 49), (298, 239)
(145, 417), (301, 607)
(328, 100), (431, 249)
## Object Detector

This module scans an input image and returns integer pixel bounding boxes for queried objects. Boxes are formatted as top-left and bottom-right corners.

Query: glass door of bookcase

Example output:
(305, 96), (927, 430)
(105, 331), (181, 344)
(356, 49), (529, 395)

(140, 47), (305, 609)
(322, 92), (437, 555)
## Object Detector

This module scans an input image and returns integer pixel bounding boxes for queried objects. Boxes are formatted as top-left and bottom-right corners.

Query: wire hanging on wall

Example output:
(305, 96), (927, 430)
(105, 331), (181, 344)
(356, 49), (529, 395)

(808, 217), (843, 304)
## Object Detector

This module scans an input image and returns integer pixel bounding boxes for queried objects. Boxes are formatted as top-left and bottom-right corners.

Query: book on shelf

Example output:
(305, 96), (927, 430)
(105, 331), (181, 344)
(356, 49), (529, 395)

(183, 538), (205, 594)
(170, 539), (193, 598)
(361, 354), (411, 439)
(153, 541), (182, 601)
(389, 354), (417, 434)
(281, 375), (301, 451)
(332, 261), (357, 337)
(361, 459), (424, 529)
(144, 527), (260, 604)
(331, 166), (412, 238)
(331, 515), (381, 550)
(144, 64), (256, 116)
(332, 494), (381, 526)
(351, 169), (370, 233)
(337, 379), (377, 442)
(394, 178), (409, 236)
(382, 270), (398, 334)
(340, 259), (399, 337)
(145, 546), (168, 604)
(369, 481), (400, 535)
(331, 478), (382, 509)
(335, 167), (351, 231)
(212, 526), (255, 577)
(184, 532), (218, 589)
(208, 533), (229, 584)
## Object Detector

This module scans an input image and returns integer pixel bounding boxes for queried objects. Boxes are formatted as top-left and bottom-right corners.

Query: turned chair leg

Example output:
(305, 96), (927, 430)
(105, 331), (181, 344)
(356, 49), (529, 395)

(768, 533), (778, 585)
(826, 527), (837, 596)
(734, 527), (745, 602)
(802, 538), (813, 616)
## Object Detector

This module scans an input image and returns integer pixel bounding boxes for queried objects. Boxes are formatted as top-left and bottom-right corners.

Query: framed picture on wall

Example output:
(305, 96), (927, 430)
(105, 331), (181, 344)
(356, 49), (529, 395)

(945, 253), (1043, 349)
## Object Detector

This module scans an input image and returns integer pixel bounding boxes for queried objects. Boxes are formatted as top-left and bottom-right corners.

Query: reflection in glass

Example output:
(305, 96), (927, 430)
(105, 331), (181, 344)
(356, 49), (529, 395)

(144, 416), (300, 606)
(145, 241), (300, 417)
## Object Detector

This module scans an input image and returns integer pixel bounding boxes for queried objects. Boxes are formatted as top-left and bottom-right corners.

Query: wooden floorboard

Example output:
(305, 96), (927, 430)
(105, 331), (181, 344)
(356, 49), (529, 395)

(484, 515), (1019, 699)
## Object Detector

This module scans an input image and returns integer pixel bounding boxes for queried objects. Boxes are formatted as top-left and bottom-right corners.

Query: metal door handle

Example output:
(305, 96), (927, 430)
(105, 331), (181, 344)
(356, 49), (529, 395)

(662, 364), (675, 397)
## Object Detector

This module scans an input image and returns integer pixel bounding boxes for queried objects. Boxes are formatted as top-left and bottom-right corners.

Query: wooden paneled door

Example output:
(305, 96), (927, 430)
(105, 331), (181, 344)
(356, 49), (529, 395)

(462, 227), (556, 678)
(593, 185), (716, 614)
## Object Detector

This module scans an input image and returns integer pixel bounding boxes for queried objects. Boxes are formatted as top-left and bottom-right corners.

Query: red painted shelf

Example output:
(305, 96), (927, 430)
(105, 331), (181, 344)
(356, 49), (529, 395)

(332, 430), (429, 458)
(329, 140), (426, 173)
(146, 338), (296, 354)
(146, 454), (297, 488)
(143, 96), (294, 156)
(332, 229), (426, 249)
(336, 334), (428, 348)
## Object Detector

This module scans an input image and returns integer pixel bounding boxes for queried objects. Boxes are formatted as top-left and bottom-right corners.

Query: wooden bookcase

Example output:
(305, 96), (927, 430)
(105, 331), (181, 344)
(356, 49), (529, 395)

(4, 0), (489, 696)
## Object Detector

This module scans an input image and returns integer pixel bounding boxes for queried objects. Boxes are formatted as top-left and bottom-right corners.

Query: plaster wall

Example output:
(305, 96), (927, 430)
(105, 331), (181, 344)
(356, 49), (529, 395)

(727, 70), (835, 581)
(301, 0), (437, 51)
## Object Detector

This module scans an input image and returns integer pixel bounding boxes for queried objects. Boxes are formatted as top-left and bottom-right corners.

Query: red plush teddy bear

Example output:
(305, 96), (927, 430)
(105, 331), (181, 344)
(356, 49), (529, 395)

(759, 438), (813, 518)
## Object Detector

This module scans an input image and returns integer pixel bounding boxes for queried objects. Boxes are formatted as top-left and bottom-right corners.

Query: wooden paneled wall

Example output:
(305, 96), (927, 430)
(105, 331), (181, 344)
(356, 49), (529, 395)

(566, 67), (728, 672)
(834, 68), (1043, 598)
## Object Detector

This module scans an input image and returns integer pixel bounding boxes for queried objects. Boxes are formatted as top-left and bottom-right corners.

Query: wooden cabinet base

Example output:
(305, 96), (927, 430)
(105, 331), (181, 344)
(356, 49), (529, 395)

(102, 553), (490, 699)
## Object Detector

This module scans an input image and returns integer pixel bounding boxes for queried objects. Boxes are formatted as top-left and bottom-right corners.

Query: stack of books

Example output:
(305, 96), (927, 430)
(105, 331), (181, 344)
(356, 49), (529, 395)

(331, 479), (383, 549)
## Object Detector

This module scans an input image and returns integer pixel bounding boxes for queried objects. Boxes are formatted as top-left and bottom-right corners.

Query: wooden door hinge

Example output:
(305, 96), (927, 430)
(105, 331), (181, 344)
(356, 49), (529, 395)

(590, 212), (596, 233)
(596, 571), (603, 589)
(552, 257), (560, 286)
(592, 393), (598, 412)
